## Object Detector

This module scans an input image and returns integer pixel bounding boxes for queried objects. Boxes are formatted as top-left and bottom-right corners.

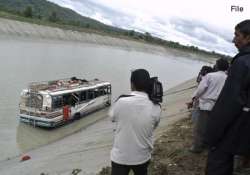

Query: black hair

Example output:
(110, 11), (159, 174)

(235, 20), (250, 37)
(130, 69), (163, 104)
(216, 58), (229, 71)
(200, 66), (213, 76)
(130, 69), (150, 92)
(196, 66), (213, 83)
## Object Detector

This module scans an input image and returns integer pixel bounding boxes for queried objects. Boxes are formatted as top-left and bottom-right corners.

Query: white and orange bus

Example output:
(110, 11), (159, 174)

(18, 77), (111, 128)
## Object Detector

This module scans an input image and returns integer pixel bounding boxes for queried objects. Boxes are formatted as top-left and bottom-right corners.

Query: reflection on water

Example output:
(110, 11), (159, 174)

(0, 37), (205, 161)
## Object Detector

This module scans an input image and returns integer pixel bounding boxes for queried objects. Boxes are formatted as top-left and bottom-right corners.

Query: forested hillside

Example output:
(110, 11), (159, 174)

(0, 0), (128, 33)
(0, 0), (229, 59)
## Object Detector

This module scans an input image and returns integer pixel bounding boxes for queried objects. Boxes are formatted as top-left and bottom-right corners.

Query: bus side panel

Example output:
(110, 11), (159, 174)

(75, 95), (110, 117)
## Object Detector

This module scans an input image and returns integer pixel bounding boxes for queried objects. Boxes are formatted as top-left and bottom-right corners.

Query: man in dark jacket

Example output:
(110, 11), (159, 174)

(205, 19), (250, 175)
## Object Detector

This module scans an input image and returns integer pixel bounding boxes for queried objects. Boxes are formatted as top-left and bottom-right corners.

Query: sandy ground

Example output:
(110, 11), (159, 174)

(0, 77), (197, 175)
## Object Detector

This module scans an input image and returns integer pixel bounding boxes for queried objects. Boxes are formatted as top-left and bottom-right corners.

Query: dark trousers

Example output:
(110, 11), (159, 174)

(206, 147), (234, 175)
(193, 110), (210, 150)
(111, 161), (149, 175)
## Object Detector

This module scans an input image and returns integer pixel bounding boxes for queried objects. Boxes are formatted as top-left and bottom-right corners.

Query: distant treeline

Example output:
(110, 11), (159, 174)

(0, 0), (231, 59)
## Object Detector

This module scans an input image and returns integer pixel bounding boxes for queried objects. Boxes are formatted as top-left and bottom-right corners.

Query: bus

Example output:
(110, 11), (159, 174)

(18, 77), (111, 128)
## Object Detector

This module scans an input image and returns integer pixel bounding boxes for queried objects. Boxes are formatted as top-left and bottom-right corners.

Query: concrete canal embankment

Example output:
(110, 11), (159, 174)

(0, 17), (167, 53)
(0, 17), (217, 63)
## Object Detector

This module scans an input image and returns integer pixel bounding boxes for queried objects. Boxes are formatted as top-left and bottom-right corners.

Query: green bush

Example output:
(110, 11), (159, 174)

(23, 6), (32, 18)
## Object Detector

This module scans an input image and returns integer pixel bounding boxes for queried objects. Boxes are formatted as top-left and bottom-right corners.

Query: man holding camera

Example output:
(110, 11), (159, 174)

(109, 69), (162, 175)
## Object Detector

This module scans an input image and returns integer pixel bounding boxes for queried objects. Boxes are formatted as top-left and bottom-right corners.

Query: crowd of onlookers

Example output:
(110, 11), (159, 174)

(187, 58), (229, 154)
(108, 19), (250, 175)
(186, 19), (250, 175)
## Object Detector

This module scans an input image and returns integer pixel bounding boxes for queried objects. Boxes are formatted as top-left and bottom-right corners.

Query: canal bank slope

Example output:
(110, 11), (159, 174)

(0, 78), (197, 175)
(0, 17), (217, 63)
(0, 16), (165, 54)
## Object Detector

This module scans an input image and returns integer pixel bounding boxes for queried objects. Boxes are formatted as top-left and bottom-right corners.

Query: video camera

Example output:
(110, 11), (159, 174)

(148, 77), (163, 104)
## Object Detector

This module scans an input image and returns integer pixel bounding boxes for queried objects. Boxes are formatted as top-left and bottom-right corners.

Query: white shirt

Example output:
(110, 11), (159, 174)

(193, 71), (227, 111)
(109, 91), (161, 165)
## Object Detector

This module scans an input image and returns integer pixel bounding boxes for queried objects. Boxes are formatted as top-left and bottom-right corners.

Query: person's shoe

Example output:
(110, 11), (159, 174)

(189, 146), (203, 153)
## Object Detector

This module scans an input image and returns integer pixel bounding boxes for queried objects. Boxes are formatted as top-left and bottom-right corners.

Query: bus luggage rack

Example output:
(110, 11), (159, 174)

(29, 83), (50, 92)
(28, 78), (103, 92)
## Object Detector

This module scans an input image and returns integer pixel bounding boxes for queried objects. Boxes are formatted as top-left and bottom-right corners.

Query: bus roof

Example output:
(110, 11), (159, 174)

(49, 82), (111, 96)
(27, 78), (111, 96)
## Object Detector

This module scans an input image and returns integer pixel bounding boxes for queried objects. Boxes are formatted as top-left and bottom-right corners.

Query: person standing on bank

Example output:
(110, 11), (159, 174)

(205, 19), (250, 175)
(109, 69), (161, 175)
(186, 65), (213, 122)
(189, 58), (229, 153)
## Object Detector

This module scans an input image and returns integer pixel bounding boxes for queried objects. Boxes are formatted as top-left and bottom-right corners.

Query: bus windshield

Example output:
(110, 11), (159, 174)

(21, 92), (43, 109)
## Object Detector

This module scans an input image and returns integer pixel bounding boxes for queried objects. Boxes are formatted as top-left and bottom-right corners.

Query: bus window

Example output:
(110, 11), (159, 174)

(80, 91), (87, 102)
(63, 94), (73, 106)
(62, 94), (69, 105)
(88, 90), (95, 100)
(25, 93), (43, 109)
(94, 88), (99, 97)
(107, 85), (111, 94)
(99, 87), (104, 96)
(63, 93), (78, 106)
(52, 96), (63, 109)
(103, 87), (108, 95)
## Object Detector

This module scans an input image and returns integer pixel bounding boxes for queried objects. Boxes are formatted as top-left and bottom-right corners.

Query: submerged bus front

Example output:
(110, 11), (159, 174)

(19, 90), (64, 127)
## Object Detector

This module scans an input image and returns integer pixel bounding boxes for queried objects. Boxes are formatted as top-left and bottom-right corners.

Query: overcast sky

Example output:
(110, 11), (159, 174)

(47, 0), (250, 55)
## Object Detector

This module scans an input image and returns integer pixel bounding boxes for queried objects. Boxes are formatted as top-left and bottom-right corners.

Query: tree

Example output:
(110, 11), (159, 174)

(48, 11), (59, 22)
(128, 30), (135, 36)
(23, 6), (33, 18)
(85, 23), (90, 28)
(145, 32), (153, 41)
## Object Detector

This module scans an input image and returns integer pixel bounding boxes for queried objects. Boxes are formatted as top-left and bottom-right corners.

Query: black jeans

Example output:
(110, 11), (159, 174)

(206, 146), (234, 175)
(111, 161), (150, 175)
(193, 110), (210, 150)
